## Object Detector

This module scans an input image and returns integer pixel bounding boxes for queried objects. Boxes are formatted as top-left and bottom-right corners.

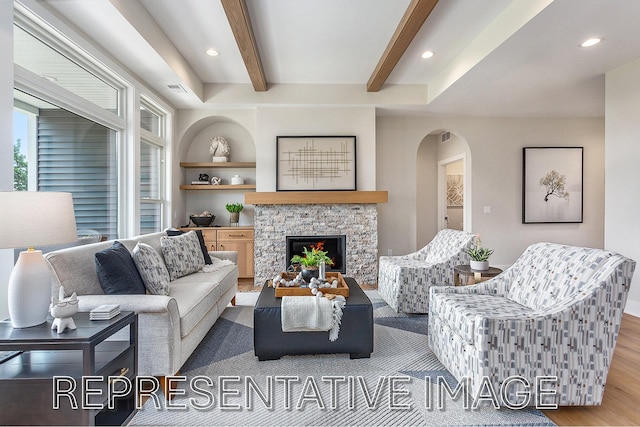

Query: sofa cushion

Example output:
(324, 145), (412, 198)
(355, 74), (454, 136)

(170, 265), (238, 337)
(161, 231), (206, 281)
(132, 242), (170, 296)
(430, 293), (536, 345)
(165, 228), (212, 264)
(94, 241), (147, 295)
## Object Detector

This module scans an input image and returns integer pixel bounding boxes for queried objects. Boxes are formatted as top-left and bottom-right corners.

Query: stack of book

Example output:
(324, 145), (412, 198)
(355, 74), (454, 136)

(90, 304), (121, 320)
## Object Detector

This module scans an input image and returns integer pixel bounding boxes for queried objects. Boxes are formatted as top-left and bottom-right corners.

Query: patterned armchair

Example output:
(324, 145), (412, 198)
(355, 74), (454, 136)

(429, 242), (635, 406)
(378, 229), (475, 313)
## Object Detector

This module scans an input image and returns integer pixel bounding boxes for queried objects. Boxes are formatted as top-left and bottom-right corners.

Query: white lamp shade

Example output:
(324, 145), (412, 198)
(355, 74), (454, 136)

(0, 192), (78, 328)
(0, 192), (78, 248)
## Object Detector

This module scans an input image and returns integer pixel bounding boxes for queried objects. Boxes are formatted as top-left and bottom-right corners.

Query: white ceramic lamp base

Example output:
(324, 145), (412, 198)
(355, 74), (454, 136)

(8, 249), (51, 328)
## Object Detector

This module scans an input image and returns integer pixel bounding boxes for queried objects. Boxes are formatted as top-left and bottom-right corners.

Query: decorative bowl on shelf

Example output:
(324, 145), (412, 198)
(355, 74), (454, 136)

(190, 215), (215, 227)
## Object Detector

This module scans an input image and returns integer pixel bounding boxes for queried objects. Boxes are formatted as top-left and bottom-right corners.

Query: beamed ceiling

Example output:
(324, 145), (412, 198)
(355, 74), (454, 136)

(33, 0), (640, 116)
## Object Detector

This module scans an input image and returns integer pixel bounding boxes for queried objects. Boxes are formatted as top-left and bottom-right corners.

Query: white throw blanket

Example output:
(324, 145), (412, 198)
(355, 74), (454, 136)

(281, 296), (346, 341)
(200, 257), (234, 273)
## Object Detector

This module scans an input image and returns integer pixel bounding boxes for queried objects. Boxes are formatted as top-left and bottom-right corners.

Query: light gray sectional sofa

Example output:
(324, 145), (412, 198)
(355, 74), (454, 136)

(44, 231), (238, 376)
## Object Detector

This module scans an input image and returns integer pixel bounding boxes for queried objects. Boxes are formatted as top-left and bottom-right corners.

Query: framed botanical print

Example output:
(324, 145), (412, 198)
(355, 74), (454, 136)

(523, 147), (583, 223)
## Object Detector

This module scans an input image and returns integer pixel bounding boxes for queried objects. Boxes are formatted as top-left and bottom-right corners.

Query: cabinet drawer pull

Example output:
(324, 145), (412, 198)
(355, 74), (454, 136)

(108, 367), (130, 383)
(220, 244), (224, 249)
(228, 234), (245, 238)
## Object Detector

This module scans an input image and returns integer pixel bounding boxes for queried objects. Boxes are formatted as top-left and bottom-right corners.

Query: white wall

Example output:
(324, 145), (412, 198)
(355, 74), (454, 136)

(0, 0), (14, 319)
(377, 116), (605, 269)
(256, 107), (376, 191)
(605, 58), (640, 317)
(415, 135), (438, 250)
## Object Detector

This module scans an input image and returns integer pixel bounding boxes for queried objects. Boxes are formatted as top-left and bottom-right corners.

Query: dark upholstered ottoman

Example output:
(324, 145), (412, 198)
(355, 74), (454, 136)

(254, 277), (373, 361)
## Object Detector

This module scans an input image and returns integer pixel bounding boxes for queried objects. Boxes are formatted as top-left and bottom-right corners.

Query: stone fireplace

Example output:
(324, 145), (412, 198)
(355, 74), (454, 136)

(253, 203), (379, 285)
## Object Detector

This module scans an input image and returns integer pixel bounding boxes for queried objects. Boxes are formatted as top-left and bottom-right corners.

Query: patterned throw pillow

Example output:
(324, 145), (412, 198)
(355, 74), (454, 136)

(165, 228), (212, 264)
(161, 230), (206, 281)
(132, 242), (170, 295)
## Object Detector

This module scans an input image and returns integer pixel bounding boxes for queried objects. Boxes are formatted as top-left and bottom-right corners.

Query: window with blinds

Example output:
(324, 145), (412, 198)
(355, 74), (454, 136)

(13, 10), (170, 239)
(139, 97), (166, 234)
(37, 109), (118, 239)
(140, 140), (163, 234)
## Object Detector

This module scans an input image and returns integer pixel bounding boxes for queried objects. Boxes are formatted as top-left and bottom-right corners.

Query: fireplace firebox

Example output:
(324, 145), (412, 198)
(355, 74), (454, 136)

(286, 235), (346, 274)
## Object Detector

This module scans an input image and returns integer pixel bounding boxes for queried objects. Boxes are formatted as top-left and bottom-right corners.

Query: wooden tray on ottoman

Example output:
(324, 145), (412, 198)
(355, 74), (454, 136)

(275, 272), (349, 298)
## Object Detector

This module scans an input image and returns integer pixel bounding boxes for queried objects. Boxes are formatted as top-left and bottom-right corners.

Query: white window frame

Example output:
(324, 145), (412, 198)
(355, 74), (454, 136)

(13, 1), (175, 238)
(139, 97), (167, 234)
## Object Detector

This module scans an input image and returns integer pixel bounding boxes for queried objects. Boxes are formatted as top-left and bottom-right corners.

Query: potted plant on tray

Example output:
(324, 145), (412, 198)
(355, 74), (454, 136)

(466, 234), (494, 271)
(290, 243), (334, 281)
(225, 203), (243, 226)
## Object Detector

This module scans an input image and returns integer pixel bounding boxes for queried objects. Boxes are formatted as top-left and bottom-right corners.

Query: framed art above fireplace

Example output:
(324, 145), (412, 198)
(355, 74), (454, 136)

(276, 136), (356, 191)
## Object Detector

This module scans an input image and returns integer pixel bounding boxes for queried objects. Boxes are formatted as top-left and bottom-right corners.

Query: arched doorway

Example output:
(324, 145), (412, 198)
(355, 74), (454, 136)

(416, 130), (472, 247)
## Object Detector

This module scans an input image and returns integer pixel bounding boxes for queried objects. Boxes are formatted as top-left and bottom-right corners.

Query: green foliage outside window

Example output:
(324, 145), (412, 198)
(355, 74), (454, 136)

(14, 139), (28, 191)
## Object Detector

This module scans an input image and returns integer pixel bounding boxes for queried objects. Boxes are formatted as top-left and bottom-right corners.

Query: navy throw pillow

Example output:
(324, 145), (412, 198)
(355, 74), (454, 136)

(165, 229), (212, 264)
(95, 241), (146, 294)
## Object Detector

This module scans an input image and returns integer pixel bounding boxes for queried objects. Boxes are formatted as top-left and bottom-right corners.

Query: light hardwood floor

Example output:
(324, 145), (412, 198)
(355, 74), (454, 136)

(237, 281), (640, 425)
(543, 313), (640, 426)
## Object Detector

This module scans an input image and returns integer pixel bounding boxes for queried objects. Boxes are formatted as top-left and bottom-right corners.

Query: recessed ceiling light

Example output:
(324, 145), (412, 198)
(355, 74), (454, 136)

(580, 38), (602, 48)
(421, 50), (435, 59)
(42, 75), (58, 83)
(206, 48), (220, 57)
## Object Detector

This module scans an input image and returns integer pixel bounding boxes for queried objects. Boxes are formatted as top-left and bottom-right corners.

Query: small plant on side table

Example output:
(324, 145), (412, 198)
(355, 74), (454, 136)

(466, 234), (493, 271)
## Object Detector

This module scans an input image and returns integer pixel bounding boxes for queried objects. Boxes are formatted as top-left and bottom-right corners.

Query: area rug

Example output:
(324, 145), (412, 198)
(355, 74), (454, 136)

(130, 291), (555, 426)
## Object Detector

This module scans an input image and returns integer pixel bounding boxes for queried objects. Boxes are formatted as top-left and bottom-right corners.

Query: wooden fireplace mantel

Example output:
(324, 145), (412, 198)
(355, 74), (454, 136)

(244, 191), (388, 205)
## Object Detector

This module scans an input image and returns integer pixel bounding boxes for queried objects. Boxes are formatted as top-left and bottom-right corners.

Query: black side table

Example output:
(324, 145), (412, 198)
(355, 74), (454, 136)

(0, 311), (137, 426)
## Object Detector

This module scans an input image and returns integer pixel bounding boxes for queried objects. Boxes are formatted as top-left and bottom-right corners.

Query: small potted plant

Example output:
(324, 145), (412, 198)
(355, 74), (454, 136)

(225, 203), (243, 226)
(466, 234), (494, 271)
(290, 243), (334, 281)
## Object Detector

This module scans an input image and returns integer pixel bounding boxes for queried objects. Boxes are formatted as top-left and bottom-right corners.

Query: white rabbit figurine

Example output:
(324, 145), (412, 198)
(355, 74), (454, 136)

(50, 286), (78, 333)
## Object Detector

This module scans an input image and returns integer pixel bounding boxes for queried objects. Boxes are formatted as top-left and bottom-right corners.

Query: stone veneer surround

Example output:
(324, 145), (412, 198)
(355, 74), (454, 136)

(254, 204), (378, 285)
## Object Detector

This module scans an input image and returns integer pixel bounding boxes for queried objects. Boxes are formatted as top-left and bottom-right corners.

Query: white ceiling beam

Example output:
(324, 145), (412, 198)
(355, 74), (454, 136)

(108, 0), (204, 101)
(367, 0), (439, 92)
(427, 0), (555, 104)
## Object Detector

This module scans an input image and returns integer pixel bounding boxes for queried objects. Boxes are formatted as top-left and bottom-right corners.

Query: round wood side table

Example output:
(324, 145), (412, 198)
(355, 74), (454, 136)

(454, 264), (503, 286)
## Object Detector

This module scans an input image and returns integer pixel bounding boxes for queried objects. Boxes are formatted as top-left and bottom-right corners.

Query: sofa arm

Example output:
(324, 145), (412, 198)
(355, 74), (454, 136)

(210, 250), (238, 264)
(77, 294), (178, 315)
(76, 294), (181, 376)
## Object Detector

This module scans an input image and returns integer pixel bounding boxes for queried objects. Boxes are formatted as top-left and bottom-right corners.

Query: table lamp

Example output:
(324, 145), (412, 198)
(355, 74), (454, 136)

(0, 192), (78, 328)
